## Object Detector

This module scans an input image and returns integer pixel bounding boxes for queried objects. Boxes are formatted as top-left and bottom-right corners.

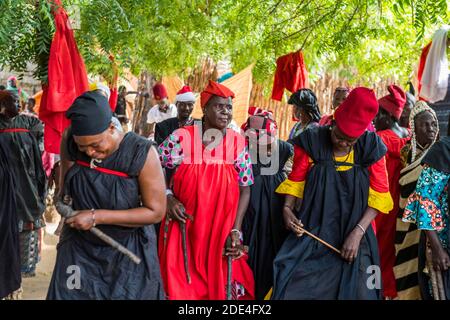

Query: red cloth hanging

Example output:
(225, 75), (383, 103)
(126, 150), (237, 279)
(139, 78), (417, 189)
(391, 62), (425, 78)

(108, 55), (119, 111)
(38, 0), (89, 154)
(271, 51), (309, 101)
(418, 42), (432, 100)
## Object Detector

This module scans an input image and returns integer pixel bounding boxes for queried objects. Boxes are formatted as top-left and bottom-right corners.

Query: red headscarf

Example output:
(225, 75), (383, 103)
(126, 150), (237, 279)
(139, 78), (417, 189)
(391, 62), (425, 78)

(152, 83), (168, 100)
(334, 87), (379, 139)
(378, 85), (406, 120)
(243, 112), (278, 145)
(200, 80), (235, 108)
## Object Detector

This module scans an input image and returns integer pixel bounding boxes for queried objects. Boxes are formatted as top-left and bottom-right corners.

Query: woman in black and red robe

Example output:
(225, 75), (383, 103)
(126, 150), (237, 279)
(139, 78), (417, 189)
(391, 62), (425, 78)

(273, 87), (393, 299)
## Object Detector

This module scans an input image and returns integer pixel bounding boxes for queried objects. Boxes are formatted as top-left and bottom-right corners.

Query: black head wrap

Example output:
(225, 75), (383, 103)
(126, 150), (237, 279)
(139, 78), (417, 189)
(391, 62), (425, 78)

(66, 91), (112, 136)
(288, 88), (321, 122)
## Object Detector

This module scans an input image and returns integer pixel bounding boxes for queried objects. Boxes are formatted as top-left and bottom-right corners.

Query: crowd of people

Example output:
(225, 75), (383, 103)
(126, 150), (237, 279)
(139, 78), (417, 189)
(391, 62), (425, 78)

(0, 73), (449, 301)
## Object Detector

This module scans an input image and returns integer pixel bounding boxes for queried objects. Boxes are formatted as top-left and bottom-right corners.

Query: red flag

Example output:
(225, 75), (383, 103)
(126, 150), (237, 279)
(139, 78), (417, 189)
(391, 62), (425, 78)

(39, 0), (89, 154)
(417, 41), (432, 100)
(271, 51), (309, 101)
(108, 54), (119, 111)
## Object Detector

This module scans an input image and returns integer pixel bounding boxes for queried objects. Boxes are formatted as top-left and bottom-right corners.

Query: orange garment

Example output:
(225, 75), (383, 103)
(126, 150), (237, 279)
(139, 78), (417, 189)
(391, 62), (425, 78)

(375, 129), (410, 298)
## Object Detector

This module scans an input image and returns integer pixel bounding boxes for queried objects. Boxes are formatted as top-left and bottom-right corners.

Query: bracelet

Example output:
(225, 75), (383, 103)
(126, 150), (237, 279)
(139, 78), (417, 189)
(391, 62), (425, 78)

(91, 209), (96, 228)
(356, 223), (365, 234)
(231, 229), (243, 242)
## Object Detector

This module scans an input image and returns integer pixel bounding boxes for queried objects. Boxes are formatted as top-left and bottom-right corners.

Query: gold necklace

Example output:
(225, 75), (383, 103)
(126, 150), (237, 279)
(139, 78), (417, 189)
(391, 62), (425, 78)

(333, 147), (352, 169)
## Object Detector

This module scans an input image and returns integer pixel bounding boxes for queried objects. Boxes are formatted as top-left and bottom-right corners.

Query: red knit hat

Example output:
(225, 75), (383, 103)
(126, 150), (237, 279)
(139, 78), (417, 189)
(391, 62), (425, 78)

(200, 80), (235, 108)
(152, 83), (168, 100)
(334, 87), (379, 139)
(378, 85), (406, 120)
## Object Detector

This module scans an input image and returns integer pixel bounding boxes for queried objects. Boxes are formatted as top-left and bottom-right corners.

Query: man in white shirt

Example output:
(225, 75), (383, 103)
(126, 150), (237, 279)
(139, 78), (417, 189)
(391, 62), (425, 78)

(146, 83), (177, 139)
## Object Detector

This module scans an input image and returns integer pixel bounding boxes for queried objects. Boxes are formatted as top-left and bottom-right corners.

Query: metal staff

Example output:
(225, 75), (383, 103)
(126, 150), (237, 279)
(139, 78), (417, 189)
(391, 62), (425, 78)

(55, 201), (141, 265)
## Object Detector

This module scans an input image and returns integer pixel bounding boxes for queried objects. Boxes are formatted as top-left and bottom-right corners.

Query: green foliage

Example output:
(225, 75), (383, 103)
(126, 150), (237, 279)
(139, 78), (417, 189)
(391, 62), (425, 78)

(0, 0), (55, 83)
(0, 0), (448, 86)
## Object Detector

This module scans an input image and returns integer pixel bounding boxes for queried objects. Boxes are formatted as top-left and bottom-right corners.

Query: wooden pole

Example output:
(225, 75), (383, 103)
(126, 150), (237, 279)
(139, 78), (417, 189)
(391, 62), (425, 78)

(290, 222), (341, 255)
(426, 242), (441, 300)
(180, 221), (191, 284)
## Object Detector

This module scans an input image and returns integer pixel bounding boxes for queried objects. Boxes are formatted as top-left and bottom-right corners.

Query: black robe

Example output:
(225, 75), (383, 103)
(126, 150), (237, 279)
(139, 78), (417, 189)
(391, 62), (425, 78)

(0, 141), (21, 298)
(47, 132), (165, 300)
(272, 127), (386, 300)
(242, 139), (292, 300)
(0, 115), (46, 231)
(155, 117), (180, 146)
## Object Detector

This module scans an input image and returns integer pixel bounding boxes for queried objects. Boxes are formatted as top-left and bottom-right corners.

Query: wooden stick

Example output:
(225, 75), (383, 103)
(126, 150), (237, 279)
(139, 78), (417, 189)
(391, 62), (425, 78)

(227, 255), (233, 300)
(226, 237), (233, 300)
(163, 218), (170, 249)
(90, 227), (141, 264)
(290, 222), (341, 255)
(179, 221), (191, 284)
(436, 269), (447, 300)
(425, 243), (441, 300)
(55, 201), (142, 265)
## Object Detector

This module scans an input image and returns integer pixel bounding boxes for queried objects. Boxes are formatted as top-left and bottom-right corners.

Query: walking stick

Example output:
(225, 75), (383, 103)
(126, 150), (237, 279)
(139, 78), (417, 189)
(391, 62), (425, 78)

(179, 208), (194, 284)
(55, 200), (142, 265)
(163, 217), (170, 249)
(180, 221), (191, 284)
(223, 236), (249, 300)
(225, 236), (233, 300)
(290, 222), (341, 255)
(436, 270), (447, 300)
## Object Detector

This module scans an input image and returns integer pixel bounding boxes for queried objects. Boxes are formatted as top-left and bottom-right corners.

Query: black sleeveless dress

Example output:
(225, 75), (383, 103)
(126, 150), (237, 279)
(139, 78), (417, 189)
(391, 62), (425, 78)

(273, 127), (386, 300)
(47, 132), (165, 300)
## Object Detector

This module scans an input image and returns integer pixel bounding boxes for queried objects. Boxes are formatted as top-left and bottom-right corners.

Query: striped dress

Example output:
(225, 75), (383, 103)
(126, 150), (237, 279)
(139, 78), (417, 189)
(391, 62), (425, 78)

(394, 143), (427, 299)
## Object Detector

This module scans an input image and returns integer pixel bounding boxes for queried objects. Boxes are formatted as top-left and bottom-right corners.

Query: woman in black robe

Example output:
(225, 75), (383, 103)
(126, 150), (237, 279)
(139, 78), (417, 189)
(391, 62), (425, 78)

(241, 112), (293, 300)
(47, 91), (166, 300)
(0, 138), (21, 299)
(0, 90), (46, 278)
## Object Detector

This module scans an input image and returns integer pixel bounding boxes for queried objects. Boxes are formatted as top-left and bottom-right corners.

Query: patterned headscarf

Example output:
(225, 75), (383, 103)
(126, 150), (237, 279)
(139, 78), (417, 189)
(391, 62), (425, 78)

(409, 100), (439, 162)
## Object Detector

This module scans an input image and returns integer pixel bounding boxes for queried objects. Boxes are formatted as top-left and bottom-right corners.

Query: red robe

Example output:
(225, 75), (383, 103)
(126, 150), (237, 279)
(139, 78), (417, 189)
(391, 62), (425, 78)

(375, 129), (410, 298)
(271, 51), (308, 101)
(158, 126), (254, 300)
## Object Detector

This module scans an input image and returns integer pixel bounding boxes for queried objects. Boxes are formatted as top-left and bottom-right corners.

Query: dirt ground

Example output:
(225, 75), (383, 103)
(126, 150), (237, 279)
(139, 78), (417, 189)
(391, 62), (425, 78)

(21, 222), (59, 300)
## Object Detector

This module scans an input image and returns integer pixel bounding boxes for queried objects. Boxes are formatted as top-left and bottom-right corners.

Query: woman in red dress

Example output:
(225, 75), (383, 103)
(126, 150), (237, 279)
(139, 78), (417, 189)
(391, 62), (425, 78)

(158, 81), (254, 300)
(374, 85), (411, 299)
